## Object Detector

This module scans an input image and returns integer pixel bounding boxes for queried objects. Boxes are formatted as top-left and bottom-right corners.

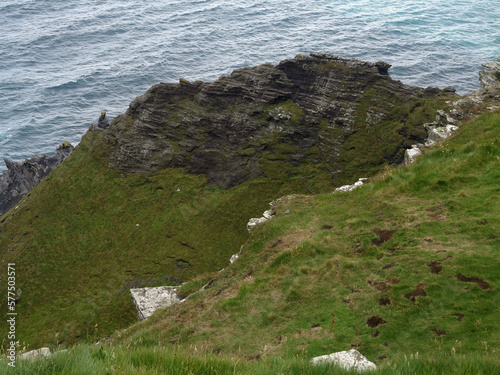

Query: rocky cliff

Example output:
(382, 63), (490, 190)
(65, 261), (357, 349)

(103, 52), (454, 188)
(0, 143), (74, 217)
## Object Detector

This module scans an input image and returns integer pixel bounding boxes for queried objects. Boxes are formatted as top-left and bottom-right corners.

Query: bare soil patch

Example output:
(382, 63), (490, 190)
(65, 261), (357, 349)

(427, 255), (452, 274)
(405, 284), (427, 302)
(378, 297), (391, 306)
(372, 229), (396, 246)
(366, 316), (387, 328)
(432, 327), (446, 336)
(456, 274), (492, 290)
(452, 313), (465, 321)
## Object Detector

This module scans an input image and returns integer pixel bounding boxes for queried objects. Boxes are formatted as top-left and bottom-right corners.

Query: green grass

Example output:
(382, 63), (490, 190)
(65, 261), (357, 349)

(1, 345), (498, 374)
(0, 130), (311, 348)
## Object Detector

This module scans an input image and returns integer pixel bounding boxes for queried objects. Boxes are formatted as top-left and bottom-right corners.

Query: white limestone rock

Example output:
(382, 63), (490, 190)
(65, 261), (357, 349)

(424, 123), (459, 146)
(404, 145), (423, 165)
(19, 347), (51, 360)
(335, 178), (368, 192)
(311, 349), (377, 372)
(130, 286), (182, 321)
(247, 200), (281, 232)
(230, 253), (239, 264)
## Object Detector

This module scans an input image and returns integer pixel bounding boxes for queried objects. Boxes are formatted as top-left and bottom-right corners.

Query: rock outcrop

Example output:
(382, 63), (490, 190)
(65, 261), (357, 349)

(130, 286), (182, 321)
(97, 111), (110, 129)
(0, 142), (74, 217)
(105, 52), (453, 189)
(18, 347), (51, 360)
(479, 57), (500, 89)
(404, 56), (500, 165)
(335, 177), (368, 192)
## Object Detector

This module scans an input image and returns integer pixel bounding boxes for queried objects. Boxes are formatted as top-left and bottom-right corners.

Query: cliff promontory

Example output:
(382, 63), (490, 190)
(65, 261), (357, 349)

(104, 52), (454, 188)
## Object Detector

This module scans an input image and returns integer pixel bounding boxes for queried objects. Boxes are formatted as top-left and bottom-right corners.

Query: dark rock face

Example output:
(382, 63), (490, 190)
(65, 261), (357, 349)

(105, 52), (452, 188)
(0, 143), (74, 216)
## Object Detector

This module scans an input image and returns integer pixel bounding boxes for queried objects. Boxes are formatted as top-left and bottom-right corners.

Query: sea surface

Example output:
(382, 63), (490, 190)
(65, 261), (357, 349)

(1, 0), (498, 170)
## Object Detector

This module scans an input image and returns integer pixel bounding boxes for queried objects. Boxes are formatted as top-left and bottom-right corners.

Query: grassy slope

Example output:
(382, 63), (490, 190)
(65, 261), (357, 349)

(109, 111), (500, 368)
(0, 130), (312, 348)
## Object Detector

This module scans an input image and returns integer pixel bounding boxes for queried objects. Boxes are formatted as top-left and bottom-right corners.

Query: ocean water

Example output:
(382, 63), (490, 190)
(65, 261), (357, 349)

(0, 0), (498, 170)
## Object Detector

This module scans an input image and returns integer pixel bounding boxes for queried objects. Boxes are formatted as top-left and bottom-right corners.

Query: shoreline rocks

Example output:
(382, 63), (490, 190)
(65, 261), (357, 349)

(0, 142), (74, 217)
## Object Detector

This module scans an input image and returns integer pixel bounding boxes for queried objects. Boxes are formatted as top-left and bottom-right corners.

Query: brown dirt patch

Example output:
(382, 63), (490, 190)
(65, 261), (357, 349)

(321, 225), (333, 230)
(367, 280), (388, 292)
(378, 297), (391, 306)
(428, 260), (442, 274)
(366, 316), (387, 328)
(373, 229), (396, 246)
(427, 255), (452, 274)
(432, 327), (446, 336)
(456, 274), (492, 290)
(372, 330), (380, 337)
(452, 313), (465, 322)
(405, 284), (427, 301)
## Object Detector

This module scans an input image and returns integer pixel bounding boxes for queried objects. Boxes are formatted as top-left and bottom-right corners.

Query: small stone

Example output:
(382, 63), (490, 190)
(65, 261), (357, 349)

(335, 178), (367, 192)
(19, 347), (51, 360)
(284, 209), (291, 214)
(230, 253), (239, 264)
(311, 349), (376, 372)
